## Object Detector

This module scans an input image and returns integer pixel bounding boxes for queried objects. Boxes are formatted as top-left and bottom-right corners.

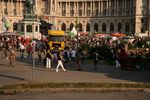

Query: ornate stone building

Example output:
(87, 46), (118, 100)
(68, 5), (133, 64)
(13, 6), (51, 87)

(0, 0), (150, 35)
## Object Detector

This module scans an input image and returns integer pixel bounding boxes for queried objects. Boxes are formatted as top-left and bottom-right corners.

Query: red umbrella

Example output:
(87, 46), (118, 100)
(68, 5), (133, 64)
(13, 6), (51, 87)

(79, 32), (88, 36)
(111, 32), (126, 37)
(95, 33), (109, 38)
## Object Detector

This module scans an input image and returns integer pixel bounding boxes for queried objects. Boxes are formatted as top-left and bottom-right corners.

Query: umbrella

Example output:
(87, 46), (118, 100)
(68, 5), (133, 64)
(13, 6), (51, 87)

(110, 32), (126, 37)
(0, 32), (16, 36)
(79, 32), (88, 36)
(95, 33), (109, 38)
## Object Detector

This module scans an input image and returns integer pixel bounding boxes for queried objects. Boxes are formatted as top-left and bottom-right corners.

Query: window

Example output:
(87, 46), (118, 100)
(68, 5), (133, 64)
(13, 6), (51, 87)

(70, 3), (74, 16)
(110, 23), (114, 32)
(79, 10), (82, 16)
(70, 23), (74, 31)
(70, 10), (74, 16)
(35, 26), (38, 32)
(13, 9), (17, 15)
(86, 23), (90, 32)
(62, 23), (66, 31)
(102, 23), (106, 32)
(94, 23), (98, 32)
(27, 25), (32, 32)
(13, 23), (17, 31)
(118, 23), (122, 32)
(4, 8), (8, 15)
(125, 22), (130, 32)
(78, 23), (82, 32)
(62, 10), (66, 16)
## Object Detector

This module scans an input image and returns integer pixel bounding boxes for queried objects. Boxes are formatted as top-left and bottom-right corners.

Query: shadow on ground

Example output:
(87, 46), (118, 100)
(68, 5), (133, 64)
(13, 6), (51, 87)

(14, 56), (150, 83)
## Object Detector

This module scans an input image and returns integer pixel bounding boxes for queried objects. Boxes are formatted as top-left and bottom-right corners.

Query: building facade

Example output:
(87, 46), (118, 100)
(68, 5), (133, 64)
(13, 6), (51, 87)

(0, 0), (150, 35)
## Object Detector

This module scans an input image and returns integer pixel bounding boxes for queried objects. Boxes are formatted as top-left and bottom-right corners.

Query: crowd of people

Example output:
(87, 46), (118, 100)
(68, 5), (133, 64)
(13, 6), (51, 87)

(0, 33), (150, 71)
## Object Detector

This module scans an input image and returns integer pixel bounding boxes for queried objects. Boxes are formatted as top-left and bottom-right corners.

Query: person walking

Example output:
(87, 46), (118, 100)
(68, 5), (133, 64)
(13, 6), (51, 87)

(76, 50), (82, 71)
(56, 50), (66, 72)
(9, 46), (16, 67)
(93, 51), (99, 70)
(46, 49), (52, 68)
(26, 43), (32, 59)
(37, 48), (42, 63)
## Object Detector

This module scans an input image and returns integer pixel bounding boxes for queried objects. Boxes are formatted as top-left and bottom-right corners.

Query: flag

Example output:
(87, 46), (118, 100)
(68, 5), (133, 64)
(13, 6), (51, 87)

(68, 26), (77, 37)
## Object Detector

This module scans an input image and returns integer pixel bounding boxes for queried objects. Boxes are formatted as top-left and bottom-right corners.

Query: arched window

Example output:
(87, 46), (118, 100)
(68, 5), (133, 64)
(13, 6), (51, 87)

(61, 23), (66, 31)
(78, 23), (82, 32)
(13, 23), (17, 31)
(70, 23), (74, 31)
(94, 23), (98, 32)
(27, 25), (32, 32)
(125, 22), (130, 32)
(118, 23), (122, 32)
(86, 23), (90, 32)
(102, 23), (106, 32)
(110, 23), (114, 32)
(35, 26), (38, 32)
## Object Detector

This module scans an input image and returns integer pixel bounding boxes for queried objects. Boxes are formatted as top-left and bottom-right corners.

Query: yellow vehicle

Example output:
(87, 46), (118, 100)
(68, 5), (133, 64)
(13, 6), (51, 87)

(48, 30), (65, 50)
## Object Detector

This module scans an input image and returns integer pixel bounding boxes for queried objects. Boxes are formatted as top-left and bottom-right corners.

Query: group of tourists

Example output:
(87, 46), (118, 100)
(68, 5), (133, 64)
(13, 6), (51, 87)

(0, 34), (150, 71)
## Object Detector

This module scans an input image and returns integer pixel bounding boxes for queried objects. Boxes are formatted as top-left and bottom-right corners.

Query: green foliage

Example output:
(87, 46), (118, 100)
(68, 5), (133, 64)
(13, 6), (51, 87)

(80, 44), (90, 50)
(79, 45), (113, 61)
(90, 46), (113, 60)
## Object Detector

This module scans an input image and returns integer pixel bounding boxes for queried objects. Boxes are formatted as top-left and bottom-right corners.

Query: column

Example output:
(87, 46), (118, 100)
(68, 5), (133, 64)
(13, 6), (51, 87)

(57, 2), (59, 16)
(130, 0), (132, 15)
(10, 0), (13, 15)
(2, 0), (4, 15)
(59, 1), (62, 16)
(108, 0), (111, 16)
(17, 0), (20, 15)
(19, 0), (22, 15)
(90, 1), (92, 16)
(106, 0), (109, 16)
(106, 0), (108, 16)
(47, 0), (50, 14)
(77, 1), (79, 16)
(55, 0), (57, 12)
(93, 1), (95, 16)
(98, 1), (100, 16)
(82, 2), (84, 16)
(7, 0), (9, 15)
(85, 1), (87, 16)
(129, 0), (131, 15)
(69, 2), (70, 17)
(114, 0), (116, 16)
(124, 0), (126, 16)
(122, 0), (124, 16)
(0, 0), (1, 15)
(117, 0), (119, 16)
(51, 0), (53, 15)
(74, 2), (76, 16)
(101, 1), (103, 16)
(65, 2), (67, 16)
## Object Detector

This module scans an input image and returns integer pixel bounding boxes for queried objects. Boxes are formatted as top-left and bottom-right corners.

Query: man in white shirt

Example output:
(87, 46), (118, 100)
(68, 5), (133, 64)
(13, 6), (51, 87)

(70, 49), (76, 66)
(20, 43), (25, 58)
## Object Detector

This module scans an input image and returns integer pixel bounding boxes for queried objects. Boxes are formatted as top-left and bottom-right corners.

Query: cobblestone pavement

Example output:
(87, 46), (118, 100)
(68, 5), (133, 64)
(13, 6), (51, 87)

(0, 52), (150, 87)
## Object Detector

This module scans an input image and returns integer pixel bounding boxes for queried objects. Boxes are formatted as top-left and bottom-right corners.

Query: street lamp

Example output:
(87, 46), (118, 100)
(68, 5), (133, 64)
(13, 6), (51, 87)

(32, 40), (36, 81)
